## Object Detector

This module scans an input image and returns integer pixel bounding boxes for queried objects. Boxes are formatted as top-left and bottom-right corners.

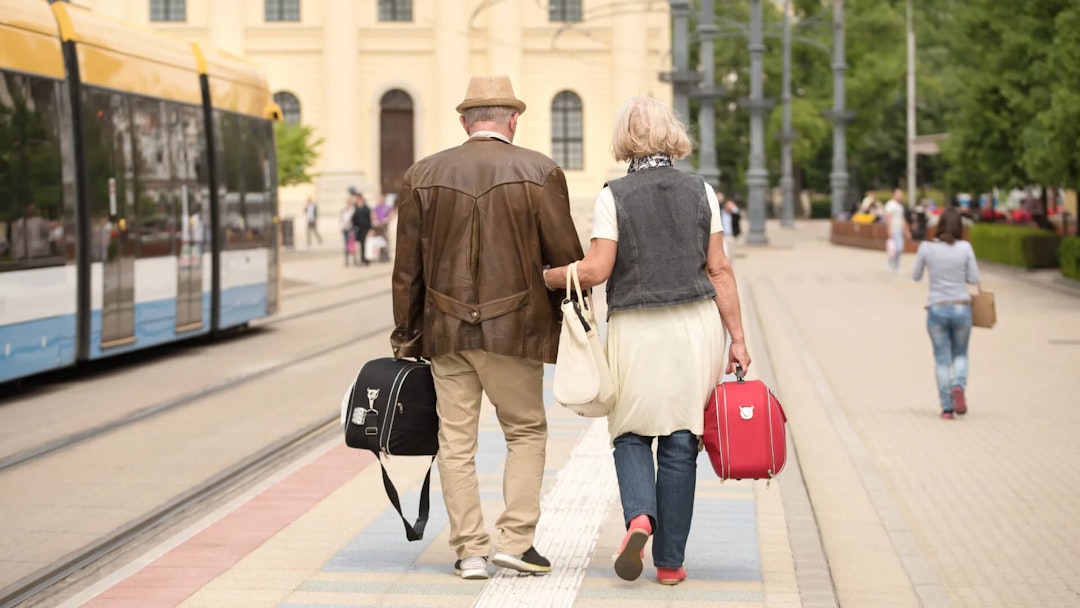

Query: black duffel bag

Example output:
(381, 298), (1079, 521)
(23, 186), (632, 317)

(343, 357), (439, 541)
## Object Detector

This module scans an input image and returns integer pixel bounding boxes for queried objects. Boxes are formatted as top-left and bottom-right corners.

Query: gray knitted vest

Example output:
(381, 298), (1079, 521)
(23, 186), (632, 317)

(605, 167), (716, 317)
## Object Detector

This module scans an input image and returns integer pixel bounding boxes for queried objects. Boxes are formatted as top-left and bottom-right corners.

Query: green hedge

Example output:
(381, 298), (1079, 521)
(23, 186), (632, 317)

(968, 224), (1061, 269)
(810, 196), (831, 219)
(1061, 237), (1080, 281)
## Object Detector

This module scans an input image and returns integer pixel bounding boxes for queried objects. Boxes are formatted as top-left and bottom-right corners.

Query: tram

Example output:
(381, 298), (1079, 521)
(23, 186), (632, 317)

(0, 0), (282, 384)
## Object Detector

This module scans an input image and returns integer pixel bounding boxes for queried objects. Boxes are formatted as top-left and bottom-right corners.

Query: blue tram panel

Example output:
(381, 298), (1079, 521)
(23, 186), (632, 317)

(0, 0), (281, 384)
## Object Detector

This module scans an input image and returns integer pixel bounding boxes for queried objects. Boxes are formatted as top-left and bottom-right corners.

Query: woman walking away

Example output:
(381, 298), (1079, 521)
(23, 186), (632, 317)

(544, 96), (751, 586)
(912, 206), (980, 419)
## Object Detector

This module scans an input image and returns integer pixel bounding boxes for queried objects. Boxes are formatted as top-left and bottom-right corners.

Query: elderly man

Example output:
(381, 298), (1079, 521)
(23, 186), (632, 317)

(391, 75), (584, 580)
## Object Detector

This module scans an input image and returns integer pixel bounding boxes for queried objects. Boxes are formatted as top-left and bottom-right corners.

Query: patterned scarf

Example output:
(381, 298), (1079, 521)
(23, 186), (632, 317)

(627, 153), (673, 174)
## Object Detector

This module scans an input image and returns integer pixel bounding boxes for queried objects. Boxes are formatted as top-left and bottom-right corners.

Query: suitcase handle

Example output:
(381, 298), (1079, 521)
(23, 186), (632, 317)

(735, 365), (746, 384)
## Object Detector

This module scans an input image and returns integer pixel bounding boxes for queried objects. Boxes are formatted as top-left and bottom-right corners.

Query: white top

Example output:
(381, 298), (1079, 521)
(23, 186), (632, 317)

(884, 199), (906, 235)
(585, 180), (727, 443)
(590, 183), (724, 241)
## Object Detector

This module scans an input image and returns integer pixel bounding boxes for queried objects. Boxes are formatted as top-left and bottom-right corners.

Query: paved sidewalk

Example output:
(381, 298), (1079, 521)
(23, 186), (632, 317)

(734, 221), (1080, 607)
(56, 220), (1079, 607)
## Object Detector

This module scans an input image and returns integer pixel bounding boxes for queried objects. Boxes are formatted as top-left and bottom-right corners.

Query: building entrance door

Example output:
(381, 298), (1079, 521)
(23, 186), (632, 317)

(379, 90), (415, 198)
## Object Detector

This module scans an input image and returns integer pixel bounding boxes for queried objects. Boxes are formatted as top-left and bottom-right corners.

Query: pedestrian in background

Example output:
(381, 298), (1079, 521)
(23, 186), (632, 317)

(543, 96), (751, 587)
(391, 75), (584, 580)
(351, 192), (373, 266)
(719, 194), (741, 263)
(912, 206), (980, 419)
(304, 196), (322, 247)
(340, 189), (357, 266)
(372, 195), (394, 262)
(884, 188), (911, 273)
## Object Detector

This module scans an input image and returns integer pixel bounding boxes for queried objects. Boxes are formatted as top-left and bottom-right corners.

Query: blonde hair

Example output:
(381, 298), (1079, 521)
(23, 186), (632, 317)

(610, 96), (693, 161)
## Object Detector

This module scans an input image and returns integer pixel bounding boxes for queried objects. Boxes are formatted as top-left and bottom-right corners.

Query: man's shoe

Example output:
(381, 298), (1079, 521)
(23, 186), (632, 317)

(454, 556), (489, 580)
(952, 386), (967, 415)
(491, 546), (551, 575)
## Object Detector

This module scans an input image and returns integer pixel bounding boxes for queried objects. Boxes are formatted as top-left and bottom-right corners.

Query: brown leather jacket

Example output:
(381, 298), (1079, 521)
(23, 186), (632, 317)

(391, 137), (584, 363)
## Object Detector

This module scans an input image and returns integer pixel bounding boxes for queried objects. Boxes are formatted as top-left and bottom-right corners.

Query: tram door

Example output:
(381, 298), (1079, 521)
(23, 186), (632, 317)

(98, 94), (136, 348)
(101, 183), (136, 347)
(174, 107), (204, 332)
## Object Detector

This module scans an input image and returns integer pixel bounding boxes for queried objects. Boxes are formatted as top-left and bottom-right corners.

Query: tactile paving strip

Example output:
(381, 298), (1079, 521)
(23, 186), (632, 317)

(473, 418), (617, 607)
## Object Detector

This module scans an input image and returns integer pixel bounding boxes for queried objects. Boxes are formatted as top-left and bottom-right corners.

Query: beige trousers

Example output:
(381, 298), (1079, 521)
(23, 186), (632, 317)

(431, 350), (547, 559)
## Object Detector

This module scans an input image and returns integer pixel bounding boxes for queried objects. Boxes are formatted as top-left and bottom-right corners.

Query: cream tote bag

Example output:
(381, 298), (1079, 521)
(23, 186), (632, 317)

(552, 262), (616, 417)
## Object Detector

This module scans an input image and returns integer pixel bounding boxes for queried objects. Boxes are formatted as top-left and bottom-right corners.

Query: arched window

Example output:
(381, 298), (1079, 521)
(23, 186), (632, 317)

(551, 91), (583, 170)
(273, 91), (300, 124)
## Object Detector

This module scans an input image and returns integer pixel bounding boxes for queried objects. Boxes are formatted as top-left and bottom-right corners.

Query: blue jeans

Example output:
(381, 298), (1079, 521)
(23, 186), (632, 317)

(926, 304), (972, 411)
(612, 431), (698, 569)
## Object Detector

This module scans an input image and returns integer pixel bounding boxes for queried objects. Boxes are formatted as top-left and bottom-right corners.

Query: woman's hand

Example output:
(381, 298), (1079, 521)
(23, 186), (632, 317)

(727, 339), (751, 375)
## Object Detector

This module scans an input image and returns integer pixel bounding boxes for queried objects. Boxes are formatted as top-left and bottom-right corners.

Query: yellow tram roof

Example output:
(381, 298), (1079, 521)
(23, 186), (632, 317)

(0, 0), (65, 79)
(53, 1), (202, 105)
(194, 44), (273, 119)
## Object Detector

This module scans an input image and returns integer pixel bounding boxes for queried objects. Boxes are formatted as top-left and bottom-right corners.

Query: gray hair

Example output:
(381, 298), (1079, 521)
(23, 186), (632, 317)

(462, 105), (518, 128)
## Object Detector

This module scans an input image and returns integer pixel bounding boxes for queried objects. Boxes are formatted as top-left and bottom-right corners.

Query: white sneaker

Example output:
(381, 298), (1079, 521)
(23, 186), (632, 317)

(454, 556), (489, 579)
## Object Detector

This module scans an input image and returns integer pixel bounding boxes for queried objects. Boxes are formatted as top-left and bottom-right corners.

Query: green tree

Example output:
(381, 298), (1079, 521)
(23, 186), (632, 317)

(939, 0), (1069, 191)
(1023, 3), (1080, 189)
(274, 121), (323, 187)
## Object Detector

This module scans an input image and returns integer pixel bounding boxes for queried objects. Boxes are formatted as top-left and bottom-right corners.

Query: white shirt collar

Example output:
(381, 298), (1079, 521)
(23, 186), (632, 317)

(470, 130), (511, 144)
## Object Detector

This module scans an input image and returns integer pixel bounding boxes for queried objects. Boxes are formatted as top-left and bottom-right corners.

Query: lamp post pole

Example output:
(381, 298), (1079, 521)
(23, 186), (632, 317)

(697, 0), (721, 189)
(669, 0), (695, 171)
(827, 0), (850, 217)
(906, 0), (917, 208)
(780, 0), (795, 227)
(745, 0), (770, 244)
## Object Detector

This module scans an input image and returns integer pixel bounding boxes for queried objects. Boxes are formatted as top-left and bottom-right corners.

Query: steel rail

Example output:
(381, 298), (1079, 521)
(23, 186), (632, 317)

(0, 317), (393, 474)
(0, 417), (342, 608)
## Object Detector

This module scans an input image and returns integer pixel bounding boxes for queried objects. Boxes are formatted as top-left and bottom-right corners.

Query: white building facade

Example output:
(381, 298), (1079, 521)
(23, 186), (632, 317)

(82, 0), (674, 219)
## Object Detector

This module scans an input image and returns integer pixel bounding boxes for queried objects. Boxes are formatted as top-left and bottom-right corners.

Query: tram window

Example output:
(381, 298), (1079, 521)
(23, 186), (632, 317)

(83, 89), (135, 263)
(172, 105), (208, 248)
(132, 98), (174, 257)
(0, 70), (67, 270)
(216, 112), (274, 250)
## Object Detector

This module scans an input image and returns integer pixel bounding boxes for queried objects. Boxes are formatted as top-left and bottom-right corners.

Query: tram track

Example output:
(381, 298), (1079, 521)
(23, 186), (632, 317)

(0, 317), (393, 475)
(0, 416), (341, 608)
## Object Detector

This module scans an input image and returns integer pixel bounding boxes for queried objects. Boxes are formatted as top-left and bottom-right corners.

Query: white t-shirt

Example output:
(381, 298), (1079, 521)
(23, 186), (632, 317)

(884, 199), (906, 235)
(590, 182), (724, 241)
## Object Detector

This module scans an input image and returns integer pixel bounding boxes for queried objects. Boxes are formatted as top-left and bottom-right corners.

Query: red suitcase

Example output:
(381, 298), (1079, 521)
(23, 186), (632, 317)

(703, 367), (788, 481)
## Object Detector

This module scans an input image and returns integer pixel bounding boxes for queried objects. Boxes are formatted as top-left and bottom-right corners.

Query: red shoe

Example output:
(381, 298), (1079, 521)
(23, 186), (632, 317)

(614, 515), (651, 581)
(657, 566), (687, 585)
(952, 386), (967, 415)
(941, 411), (954, 420)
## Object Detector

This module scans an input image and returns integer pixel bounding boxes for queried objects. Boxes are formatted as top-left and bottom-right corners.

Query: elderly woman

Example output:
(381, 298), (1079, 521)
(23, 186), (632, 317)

(543, 96), (751, 586)
(912, 206), (980, 418)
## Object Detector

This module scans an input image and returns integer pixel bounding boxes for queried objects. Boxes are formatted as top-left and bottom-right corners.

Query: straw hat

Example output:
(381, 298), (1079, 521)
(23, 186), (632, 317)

(455, 75), (527, 115)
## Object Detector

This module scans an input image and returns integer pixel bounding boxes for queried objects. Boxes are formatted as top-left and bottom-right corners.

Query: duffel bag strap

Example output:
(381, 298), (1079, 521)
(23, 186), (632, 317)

(376, 454), (435, 542)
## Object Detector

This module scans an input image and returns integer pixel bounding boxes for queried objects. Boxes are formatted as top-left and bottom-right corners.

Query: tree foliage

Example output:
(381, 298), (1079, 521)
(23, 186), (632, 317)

(274, 121), (323, 187)
(685, 0), (1080, 199)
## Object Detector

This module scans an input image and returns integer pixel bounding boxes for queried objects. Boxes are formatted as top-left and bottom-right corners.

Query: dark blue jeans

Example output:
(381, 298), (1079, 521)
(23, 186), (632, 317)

(926, 304), (972, 411)
(612, 431), (698, 569)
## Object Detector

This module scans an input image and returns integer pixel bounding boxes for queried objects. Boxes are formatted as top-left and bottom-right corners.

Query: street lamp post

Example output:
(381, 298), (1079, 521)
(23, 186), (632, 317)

(744, 0), (771, 244)
(906, 0), (917, 209)
(827, 0), (851, 217)
(668, 0), (696, 171)
(697, 0), (721, 189)
(779, 0), (795, 227)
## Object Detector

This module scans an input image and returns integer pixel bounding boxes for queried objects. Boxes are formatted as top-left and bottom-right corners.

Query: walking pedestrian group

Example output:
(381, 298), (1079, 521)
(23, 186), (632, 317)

(389, 76), (751, 586)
